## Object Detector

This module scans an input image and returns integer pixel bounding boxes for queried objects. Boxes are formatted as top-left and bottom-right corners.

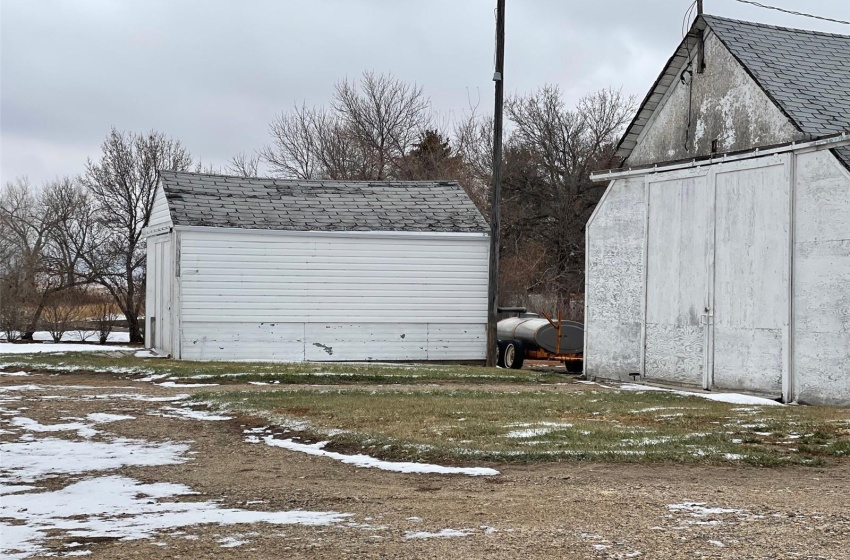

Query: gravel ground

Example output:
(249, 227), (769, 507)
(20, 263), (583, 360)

(2, 370), (849, 560)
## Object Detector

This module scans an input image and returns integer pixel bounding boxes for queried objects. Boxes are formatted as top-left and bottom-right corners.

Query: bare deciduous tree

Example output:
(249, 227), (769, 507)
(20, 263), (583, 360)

(0, 178), (90, 339)
(227, 152), (261, 177)
(261, 103), (374, 180)
(453, 112), (495, 212)
(333, 71), (431, 179)
(83, 128), (193, 343)
(502, 86), (635, 313)
(0, 275), (24, 342)
(93, 297), (116, 345)
(42, 289), (82, 342)
(261, 72), (432, 181)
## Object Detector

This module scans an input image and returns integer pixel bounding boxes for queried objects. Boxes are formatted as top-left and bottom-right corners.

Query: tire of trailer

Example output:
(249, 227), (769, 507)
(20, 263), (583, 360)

(564, 359), (583, 373)
(502, 340), (524, 370)
(496, 341), (508, 368)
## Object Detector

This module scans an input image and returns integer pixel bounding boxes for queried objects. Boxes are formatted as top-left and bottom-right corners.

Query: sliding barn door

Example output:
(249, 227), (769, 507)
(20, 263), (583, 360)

(640, 156), (791, 396)
(643, 173), (713, 387)
(711, 158), (790, 394)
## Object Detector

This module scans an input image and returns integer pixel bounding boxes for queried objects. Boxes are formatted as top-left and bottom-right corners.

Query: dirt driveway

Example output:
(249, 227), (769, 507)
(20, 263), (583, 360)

(2, 370), (849, 559)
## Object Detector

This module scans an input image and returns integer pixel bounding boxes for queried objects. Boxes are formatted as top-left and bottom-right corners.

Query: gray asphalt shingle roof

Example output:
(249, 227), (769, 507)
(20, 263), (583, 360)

(618, 15), (850, 169)
(703, 15), (850, 140)
(159, 171), (489, 233)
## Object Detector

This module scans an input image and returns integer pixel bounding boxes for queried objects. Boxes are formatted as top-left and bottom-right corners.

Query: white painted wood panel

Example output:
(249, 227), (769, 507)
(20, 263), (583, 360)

(644, 174), (711, 385)
(712, 161), (788, 394)
(176, 229), (488, 361)
(178, 322), (484, 362)
(146, 235), (173, 354)
(148, 185), (172, 230)
(181, 322), (305, 361)
(584, 177), (646, 379)
(792, 151), (850, 405)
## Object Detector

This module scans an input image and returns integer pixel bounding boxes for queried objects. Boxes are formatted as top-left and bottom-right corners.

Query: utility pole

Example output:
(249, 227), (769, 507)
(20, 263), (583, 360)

(486, 0), (505, 367)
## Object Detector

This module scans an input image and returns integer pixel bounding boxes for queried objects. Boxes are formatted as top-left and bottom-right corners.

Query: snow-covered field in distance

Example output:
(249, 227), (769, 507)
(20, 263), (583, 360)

(0, 331), (134, 354)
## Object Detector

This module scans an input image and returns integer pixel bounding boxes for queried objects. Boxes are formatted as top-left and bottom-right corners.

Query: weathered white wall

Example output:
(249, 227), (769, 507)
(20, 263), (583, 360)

(588, 150), (850, 405)
(793, 150), (850, 406)
(148, 185), (172, 230)
(584, 177), (645, 380)
(628, 32), (802, 166)
(175, 229), (488, 361)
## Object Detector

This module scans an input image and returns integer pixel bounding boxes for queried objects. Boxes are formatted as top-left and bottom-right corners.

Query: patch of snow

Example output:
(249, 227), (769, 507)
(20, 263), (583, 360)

(86, 413), (135, 423)
(0, 475), (351, 559)
(156, 381), (219, 388)
(709, 540), (725, 547)
(134, 350), (167, 358)
(83, 393), (190, 402)
(0, 437), (190, 483)
(504, 422), (573, 438)
(137, 373), (170, 382)
(10, 417), (99, 438)
(0, 371), (29, 376)
(667, 502), (745, 517)
(0, 485), (37, 495)
(217, 536), (248, 548)
(575, 380), (615, 388)
(0, 385), (44, 392)
(403, 528), (473, 539)
(154, 406), (232, 421)
(618, 384), (782, 406)
(0, 343), (135, 355)
(1, 331), (130, 344)
(724, 453), (744, 460)
(252, 436), (499, 477)
(621, 436), (672, 446)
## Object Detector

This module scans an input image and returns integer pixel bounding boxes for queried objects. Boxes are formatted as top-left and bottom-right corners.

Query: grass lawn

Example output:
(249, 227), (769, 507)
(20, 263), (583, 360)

(5, 350), (849, 467)
(0, 351), (565, 385)
(196, 386), (850, 467)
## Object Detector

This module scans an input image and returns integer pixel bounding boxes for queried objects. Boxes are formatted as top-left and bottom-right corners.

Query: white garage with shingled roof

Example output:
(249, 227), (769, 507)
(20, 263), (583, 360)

(142, 171), (489, 362)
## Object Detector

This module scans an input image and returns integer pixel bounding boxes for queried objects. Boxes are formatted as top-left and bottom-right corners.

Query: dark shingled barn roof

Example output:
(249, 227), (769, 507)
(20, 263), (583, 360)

(158, 171), (489, 234)
(618, 15), (850, 169)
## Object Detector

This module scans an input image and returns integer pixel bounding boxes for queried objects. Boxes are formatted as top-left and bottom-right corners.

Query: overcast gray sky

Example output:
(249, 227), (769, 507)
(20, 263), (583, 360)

(2, 0), (848, 185)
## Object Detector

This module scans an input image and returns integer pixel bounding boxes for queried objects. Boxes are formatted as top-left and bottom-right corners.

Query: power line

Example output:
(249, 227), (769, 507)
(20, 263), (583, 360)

(732, 0), (850, 25)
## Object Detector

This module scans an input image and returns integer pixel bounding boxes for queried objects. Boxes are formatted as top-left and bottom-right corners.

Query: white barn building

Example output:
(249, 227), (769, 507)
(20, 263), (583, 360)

(143, 171), (489, 362)
(584, 15), (850, 405)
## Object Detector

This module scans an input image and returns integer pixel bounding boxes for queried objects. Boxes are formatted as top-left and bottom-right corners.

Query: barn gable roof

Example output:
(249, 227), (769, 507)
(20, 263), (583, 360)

(617, 14), (850, 169)
(158, 171), (489, 234)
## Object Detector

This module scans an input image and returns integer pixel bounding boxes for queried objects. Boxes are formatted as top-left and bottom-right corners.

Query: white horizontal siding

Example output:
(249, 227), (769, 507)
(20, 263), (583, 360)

(148, 184), (172, 230)
(179, 322), (485, 362)
(177, 229), (488, 361)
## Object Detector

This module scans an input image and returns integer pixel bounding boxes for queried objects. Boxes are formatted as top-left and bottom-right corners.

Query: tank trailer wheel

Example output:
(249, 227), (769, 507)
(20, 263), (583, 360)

(500, 340), (525, 370)
(496, 341), (508, 368)
(563, 359), (583, 373)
